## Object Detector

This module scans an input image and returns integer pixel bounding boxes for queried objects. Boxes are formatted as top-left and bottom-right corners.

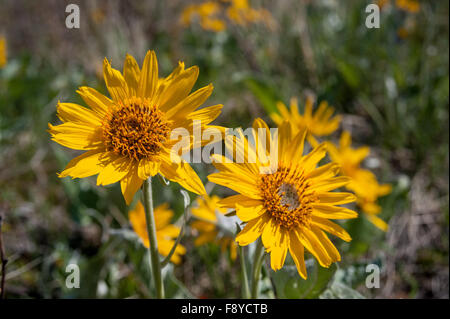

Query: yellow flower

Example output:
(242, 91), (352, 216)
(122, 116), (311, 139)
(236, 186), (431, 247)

(129, 201), (186, 264)
(226, 0), (275, 28)
(396, 0), (420, 13)
(208, 119), (357, 279)
(271, 96), (341, 146)
(191, 195), (238, 260)
(326, 131), (392, 231)
(49, 51), (223, 204)
(0, 36), (7, 68)
(180, 2), (226, 32)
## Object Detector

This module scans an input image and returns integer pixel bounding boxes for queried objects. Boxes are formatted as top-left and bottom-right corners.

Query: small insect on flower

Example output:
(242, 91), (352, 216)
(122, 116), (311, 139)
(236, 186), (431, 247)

(129, 201), (186, 264)
(208, 118), (357, 279)
(326, 131), (392, 231)
(191, 195), (238, 260)
(49, 51), (224, 204)
(271, 96), (341, 146)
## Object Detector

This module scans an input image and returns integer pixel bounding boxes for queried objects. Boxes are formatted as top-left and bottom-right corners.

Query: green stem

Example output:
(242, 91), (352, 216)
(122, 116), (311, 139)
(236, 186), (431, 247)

(250, 240), (265, 298)
(238, 244), (251, 299)
(142, 178), (164, 299)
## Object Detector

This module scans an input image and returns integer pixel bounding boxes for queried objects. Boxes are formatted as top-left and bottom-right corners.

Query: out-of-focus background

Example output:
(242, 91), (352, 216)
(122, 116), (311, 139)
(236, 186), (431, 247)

(0, 0), (448, 298)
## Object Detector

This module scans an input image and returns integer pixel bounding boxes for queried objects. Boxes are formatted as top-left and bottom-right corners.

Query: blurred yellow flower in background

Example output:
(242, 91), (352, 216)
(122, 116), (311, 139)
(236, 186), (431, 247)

(0, 36), (7, 68)
(271, 96), (341, 146)
(129, 201), (186, 264)
(180, 0), (275, 32)
(327, 131), (392, 231)
(191, 195), (238, 260)
(180, 1), (226, 32)
(49, 51), (224, 204)
(396, 0), (420, 13)
(208, 119), (357, 278)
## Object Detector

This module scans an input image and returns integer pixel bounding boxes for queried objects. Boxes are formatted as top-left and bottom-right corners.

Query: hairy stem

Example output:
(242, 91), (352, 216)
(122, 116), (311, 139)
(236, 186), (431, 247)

(251, 239), (265, 298)
(239, 243), (251, 299)
(142, 178), (164, 299)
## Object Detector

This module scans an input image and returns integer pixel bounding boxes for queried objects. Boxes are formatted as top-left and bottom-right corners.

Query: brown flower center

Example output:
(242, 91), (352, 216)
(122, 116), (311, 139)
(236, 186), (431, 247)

(103, 97), (170, 161)
(259, 165), (316, 230)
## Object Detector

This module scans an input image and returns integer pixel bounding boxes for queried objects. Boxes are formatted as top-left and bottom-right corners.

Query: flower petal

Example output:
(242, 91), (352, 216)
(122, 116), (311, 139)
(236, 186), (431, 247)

(58, 149), (105, 179)
(235, 213), (269, 246)
(289, 230), (307, 279)
(103, 58), (129, 102)
(138, 50), (158, 99)
(120, 163), (143, 205)
(123, 54), (141, 96)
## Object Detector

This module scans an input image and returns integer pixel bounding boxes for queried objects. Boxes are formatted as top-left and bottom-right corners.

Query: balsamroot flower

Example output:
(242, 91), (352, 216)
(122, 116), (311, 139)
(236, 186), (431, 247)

(49, 51), (223, 204)
(191, 195), (238, 260)
(129, 201), (186, 264)
(208, 119), (357, 279)
(271, 96), (341, 146)
(327, 131), (392, 231)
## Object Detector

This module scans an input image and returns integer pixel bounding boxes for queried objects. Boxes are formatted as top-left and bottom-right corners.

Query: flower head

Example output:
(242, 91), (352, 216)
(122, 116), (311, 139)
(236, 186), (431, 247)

(271, 96), (341, 146)
(208, 119), (357, 278)
(191, 195), (238, 260)
(327, 131), (392, 231)
(129, 201), (186, 264)
(49, 51), (223, 204)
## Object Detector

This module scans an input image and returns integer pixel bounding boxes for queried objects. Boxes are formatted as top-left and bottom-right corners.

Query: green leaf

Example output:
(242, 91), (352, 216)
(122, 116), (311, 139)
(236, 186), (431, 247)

(244, 77), (281, 115)
(271, 259), (337, 299)
(319, 282), (366, 299)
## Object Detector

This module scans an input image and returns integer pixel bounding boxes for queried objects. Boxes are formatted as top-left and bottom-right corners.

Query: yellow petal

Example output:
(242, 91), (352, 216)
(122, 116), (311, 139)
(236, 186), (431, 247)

(96, 155), (132, 186)
(300, 143), (327, 173)
(310, 226), (341, 262)
(165, 84), (213, 121)
(123, 54), (141, 96)
(187, 104), (223, 124)
(159, 66), (199, 112)
(311, 216), (351, 242)
(103, 58), (129, 102)
(312, 204), (358, 220)
(289, 230), (307, 279)
(317, 192), (356, 205)
(138, 50), (158, 99)
(59, 149), (105, 179)
(77, 86), (113, 117)
(48, 123), (103, 150)
(137, 157), (160, 180)
(296, 228), (332, 267)
(208, 172), (260, 199)
(366, 214), (389, 231)
(159, 157), (206, 195)
(311, 176), (351, 192)
(120, 163), (143, 205)
(57, 102), (102, 126)
(235, 203), (266, 222)
(217, 194), (263, 208)
(235, 213), (269, 246)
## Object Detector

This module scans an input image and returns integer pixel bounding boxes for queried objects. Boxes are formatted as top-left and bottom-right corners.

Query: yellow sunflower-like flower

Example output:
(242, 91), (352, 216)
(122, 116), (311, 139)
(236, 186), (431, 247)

(49, 51), (223, 204)
(129, 201), (186, 264)
(208, 118), (357, 278)
(271, 96), (341, 146)
(191, 195), (238, 260)
(0, 36), (7, 68)
(326, 131), (392, 231)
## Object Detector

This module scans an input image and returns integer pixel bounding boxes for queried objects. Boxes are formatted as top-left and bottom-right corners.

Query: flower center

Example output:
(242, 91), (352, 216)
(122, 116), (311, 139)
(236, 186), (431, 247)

(103, 97), (170, 161)
(259, 166), (316, 230)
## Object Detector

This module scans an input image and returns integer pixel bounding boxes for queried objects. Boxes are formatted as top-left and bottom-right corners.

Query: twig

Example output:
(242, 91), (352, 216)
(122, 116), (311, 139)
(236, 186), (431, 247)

(0, 215), (8, 299)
